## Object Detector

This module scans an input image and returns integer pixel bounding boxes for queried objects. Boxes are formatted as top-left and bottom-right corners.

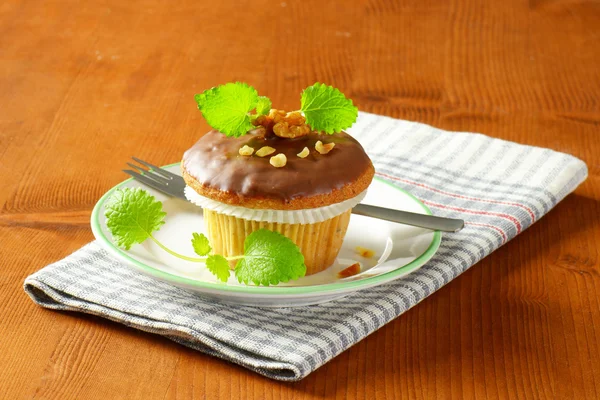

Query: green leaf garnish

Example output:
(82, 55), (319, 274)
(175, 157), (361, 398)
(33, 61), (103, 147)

(235, 229), (306, 286)
(206, 254), (231, 282)
(195, 81), (358, 136)
(105, 189), (306, 286)
(256, 96), (272, 116)
(194, 82), (259, 137)
(191, 232), (211, 256)
(300, 82), (358, 134)
(105, 188), (166, 250)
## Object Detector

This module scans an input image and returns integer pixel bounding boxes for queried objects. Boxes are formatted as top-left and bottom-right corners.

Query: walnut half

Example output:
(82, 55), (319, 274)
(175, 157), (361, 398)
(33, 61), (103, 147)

(269, 109), (311, 138)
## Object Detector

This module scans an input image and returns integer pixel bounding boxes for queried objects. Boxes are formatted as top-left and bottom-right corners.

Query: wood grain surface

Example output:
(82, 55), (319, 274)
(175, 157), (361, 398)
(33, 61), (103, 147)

(1, 0), (599, 398)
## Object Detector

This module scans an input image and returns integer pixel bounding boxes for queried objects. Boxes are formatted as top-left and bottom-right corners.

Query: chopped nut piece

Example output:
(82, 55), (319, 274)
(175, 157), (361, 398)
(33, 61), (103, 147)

(338, 262), (361, 278)
(253, 115), (274, 133)
(269, 109), (286, 117)
(297, 147), (310, 158)
(252, 115), (267, 126)
(355, 246), (375, 258)
(273, 121), (290, 137)
(261, 109), (312, 138)
(290, 125), (310, 136)
(315, 140), (335, 154)
(269, 109), (286, 123)
(274, 122), (311, 138)
(255, 146), (276, 157)
(286, 111), (306, 126)
(269, 153), (287, 168)
(289, 125), (302, 136)
(238, 145), (254, 156)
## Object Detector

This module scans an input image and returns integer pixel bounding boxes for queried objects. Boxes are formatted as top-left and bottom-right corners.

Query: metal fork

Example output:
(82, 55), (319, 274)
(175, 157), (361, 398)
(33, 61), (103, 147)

(123, 157), (464, 232)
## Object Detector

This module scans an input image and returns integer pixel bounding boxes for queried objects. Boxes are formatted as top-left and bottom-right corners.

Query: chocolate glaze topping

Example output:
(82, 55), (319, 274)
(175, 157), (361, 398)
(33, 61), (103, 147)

(182, 129), (373, 201)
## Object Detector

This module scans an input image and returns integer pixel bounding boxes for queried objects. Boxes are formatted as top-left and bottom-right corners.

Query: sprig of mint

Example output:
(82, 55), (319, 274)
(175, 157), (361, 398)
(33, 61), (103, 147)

(206, 254), (230, 282)
(236, 229), (305, 286)
(300, 83), (358, 134)
(194, 82), (357, 137)
(255, 96), (272, 116)
(105, 187), (166, 250)
(191, 232), (211, 256)
(194, 82), (271, 137)
(105, 188), (306, 286)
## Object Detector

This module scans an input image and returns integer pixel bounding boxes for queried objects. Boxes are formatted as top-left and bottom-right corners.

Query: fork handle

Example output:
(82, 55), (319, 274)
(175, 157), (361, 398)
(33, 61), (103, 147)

(352, 203), (464, 232)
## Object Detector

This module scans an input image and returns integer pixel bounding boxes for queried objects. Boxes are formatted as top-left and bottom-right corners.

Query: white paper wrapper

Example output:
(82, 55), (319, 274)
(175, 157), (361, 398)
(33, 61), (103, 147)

(184, 186), (367, 225)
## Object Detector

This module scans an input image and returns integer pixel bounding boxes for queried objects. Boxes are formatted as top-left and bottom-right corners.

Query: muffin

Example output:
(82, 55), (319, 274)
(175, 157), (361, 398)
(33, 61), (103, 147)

(183, 83), (374, 276)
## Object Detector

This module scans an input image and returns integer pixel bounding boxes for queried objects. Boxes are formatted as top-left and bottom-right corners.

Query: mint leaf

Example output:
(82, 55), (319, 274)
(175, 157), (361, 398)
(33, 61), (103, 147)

(195, 82), (259, 137)
(300, 83), (358, 134)
(105, 188), (166, 250)
(191, 232), (211, 256)
(206, 254), (230, 282)
(256, 96), (272, 116)
(235, 229), (306, 286)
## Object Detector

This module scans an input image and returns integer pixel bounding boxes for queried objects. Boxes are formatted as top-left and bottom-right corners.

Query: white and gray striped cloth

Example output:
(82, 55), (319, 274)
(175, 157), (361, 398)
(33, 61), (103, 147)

(24, 112), (588, 381)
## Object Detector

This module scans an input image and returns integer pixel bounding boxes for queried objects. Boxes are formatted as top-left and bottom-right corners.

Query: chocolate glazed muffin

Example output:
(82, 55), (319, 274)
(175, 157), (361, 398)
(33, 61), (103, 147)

(182, 117), (374, 276)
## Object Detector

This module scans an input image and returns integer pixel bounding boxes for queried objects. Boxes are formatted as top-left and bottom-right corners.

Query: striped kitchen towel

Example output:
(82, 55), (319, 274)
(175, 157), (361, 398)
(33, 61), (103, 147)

(24, 112), (588, 381)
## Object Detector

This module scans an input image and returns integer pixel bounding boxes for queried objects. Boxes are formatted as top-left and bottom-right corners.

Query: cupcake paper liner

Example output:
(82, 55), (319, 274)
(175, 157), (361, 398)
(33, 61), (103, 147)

(203, 209), (352, 275)
(184, 186), (367, 225)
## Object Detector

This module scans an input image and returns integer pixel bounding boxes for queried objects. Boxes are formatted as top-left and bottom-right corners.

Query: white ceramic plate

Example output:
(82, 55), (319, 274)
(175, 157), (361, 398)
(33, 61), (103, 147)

(91, 164), (441, 307)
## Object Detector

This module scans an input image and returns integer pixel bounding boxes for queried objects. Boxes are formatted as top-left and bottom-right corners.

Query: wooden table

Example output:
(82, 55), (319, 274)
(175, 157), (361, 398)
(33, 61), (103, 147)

(1, 0), (599, 398)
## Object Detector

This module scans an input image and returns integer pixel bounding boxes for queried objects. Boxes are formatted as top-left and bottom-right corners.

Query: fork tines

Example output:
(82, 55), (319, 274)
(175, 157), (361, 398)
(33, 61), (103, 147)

(122, 157), (187, 199)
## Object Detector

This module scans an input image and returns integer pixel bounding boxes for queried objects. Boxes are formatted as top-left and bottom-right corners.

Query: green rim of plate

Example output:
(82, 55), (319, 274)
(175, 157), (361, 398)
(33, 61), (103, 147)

(91, 163), (442, 295)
